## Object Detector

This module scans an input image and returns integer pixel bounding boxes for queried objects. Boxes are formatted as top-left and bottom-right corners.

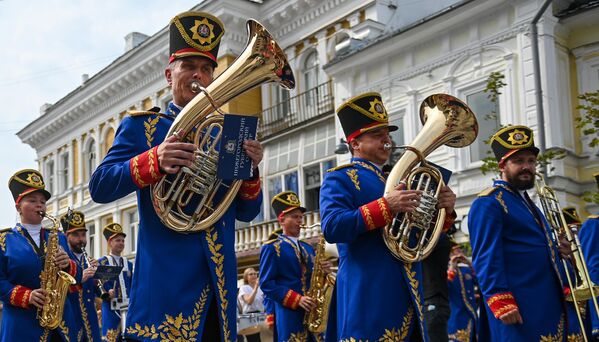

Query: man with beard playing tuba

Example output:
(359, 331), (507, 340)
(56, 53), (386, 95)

(319, 93), (457, 341)
(89, 11), (264, 341)
(468, 125), (580, 341)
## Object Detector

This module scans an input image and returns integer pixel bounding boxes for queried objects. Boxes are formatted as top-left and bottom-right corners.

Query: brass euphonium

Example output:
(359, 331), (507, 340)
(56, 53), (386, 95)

(383, 94), (478, 262)
(38, 212), (77, 330)
(535, 173), (599, 341)
(152, 19), (295, 233)
(302, 224), (337, 333)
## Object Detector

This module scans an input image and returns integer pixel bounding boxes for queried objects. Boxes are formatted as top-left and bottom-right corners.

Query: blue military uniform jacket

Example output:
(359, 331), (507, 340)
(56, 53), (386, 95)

(67, 253), (102, 342)
(259, 234), (316, 342)
(89, 102), (262, 342)
(320, 158), (427, 341)
(447, 265), (478, 342)
(468, 180), (574, 341)
(97, 255), (133, 342)
(0, 225), (82, 341)
(580, 214), (599, 338)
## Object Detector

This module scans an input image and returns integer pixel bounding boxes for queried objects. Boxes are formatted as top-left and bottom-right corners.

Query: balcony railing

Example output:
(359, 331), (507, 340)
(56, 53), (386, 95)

(259, 80), (334, 138)
(235, 211), (321, 255)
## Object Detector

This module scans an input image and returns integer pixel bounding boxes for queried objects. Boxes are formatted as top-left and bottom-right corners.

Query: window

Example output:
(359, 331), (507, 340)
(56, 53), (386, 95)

(267, 134), (300, 174)
(303, 159), (336, 212)
(303, 51), (319, 107)
(45, 160), (55, 194)
(273, 86), (290, 120)
(267, 171), (299, 219)
(87, 222), (96, 258)
(125, 209), (139, 254)
(466, 90), (500, 162)
(303, 121), (336, 162)
(86, 140), (96, 181)
(59, 153), (69, 193)
(387, 111), (406, 165)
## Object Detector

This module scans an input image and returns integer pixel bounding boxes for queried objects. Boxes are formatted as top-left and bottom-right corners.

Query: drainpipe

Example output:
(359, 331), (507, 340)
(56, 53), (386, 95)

(530, 0), (552, 177)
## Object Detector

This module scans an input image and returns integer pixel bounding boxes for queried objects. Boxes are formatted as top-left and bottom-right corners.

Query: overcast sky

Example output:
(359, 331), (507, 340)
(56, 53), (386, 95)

(0, 0), (202, 224)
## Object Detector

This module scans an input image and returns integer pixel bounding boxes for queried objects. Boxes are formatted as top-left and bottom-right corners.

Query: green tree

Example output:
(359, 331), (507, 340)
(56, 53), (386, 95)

(576, 90), (599, 204)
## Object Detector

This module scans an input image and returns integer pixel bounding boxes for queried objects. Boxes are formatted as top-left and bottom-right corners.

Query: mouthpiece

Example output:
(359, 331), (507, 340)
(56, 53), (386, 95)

(383, 143), (392, 151)
(190, 81), (202, 93)
(38, 211), (46, 218)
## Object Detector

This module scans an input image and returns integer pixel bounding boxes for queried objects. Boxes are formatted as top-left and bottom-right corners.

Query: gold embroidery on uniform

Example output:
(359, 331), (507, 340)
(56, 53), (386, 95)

(495, 192), (508, 214)
(377, 198), (392, 224)
(403, 263), (424, 339)
(347, 169), (360, 190)
(0, 230), (8, 252)
(448, 321), (472, 342)
(360, 205), (376, 229)
(338, 307), (414, 342)
(567, 333), (584, 342)
(58, 320), (71, 342)
(148, 147), (158, 180)
(131, 156), (146, 187)
(354, 161), (385, 183)
(78, 290), (93, 341)
(457, 268), (476, 319)
(40, 329), (50, 342)
(206, 229), (231, 342)
(288, 330), (308, 341)
(126, 285), (210, 341)
(144, 116), (160, 148)
(274, 240), (281, 257)
(540, 314), (565, 342)
(77, 329), (83, 342)
(105, 328), (119, 342)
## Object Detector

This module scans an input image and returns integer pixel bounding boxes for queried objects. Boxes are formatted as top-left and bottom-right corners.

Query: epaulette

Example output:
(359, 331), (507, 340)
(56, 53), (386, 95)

(0, 228), (12, 233)
(327, 163), (355, 172)
(477, 186), (500, 197)
(589, 215), (599, 219)
(263, 238), (278, 245)
(128, 106), (172, 119)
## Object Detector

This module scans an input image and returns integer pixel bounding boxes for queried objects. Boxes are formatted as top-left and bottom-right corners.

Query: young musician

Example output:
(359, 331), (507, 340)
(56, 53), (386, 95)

(0, 169), (81, 341)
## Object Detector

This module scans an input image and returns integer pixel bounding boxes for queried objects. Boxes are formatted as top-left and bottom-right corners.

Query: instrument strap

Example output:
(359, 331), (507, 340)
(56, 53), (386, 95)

(16, 224), (46, 260)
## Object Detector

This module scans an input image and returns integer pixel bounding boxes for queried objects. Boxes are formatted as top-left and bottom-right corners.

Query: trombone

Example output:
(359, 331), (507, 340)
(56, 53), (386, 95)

(536, 173), (599, 341)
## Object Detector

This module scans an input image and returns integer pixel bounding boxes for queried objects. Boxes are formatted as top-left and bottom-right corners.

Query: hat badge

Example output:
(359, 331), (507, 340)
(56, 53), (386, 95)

(507, 129), (529, 145)
(26, 173), (43, 188)
(286, 193), (299, 205)
(191, 18), (214, 45)
(368, 99), (387, 121)
(71, 213), (83, 226)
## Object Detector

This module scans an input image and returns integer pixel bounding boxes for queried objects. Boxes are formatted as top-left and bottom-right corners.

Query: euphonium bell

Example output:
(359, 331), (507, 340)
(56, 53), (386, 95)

(383, 94), (478, 262)
(152, 19), (295, 233)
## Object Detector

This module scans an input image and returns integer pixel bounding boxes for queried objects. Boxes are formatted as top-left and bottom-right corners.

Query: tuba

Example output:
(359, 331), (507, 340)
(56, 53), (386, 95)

(383, 94), (478, 262)
(303, 225), (337, 333)
(152, 19), (295, 233)
(38, 212), (77, 330)
(535, 173), (599, 341)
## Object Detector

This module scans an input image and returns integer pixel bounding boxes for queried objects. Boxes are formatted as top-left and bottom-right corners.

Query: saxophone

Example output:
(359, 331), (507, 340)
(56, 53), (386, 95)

(38, 212), (77, 330)
(303, 228), (337, 333)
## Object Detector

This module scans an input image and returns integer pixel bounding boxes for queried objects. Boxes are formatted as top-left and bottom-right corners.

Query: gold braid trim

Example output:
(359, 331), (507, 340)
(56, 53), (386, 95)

(403, 263), (424, 339)
(0, 230), (8, 252)
(148, 147), (159, 180)
(206, 229), (231, 342)
(58, 321), (70, 342)
(105, 328), (119, 342)
(39, 329), (50, 342)
(126, 285), (210, 341)
(346, 169), (360, 190)
(131, 156), (146, 188)
(540, 314), (565, 342)
(144, 116), (160, 148)
(495, 192), (508, 214)
(360, 205), (376, 230)
(448, 320), (472, 342)
(338, 306), (415, 342)
(78, 290), (93, 341)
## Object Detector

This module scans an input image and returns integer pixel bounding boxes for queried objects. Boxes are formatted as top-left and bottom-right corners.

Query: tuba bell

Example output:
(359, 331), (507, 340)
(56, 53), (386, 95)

(152, 19), (295, 233)
(383, 94), (478, 262)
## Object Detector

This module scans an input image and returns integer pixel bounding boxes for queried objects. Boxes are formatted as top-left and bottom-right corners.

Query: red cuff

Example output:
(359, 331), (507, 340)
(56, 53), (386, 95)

(130, 146), (164, 188)
(9, 285), (31, 309)
(359, 197), (393, 231)
(487, 292), (519, 319)
(282, 290), (302, 310)
(265, 314), (275, 327)
(447, 269), (456, 281)
(239, 178), (261, 200)
(442, 210), (457, 232)
(67, 259), (78, 278)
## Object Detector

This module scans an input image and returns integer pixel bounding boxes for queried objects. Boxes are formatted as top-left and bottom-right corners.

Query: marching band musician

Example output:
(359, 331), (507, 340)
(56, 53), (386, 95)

(579, 172), (599, 339)
(447, 244), (478, 342)
(259, 191), (326, 342)
(98, 223), (133, 342)
(89, 11), (263, 341)
(0, 169), (81, 341)
(319, 93), (457, 341)
(63, 210), (102, 341)
(468, 125), (580, 341)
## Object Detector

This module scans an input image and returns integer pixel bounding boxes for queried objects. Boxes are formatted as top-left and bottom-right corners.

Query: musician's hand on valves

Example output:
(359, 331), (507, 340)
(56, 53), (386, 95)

(558, 235), (573, 260)
(384, 183), (422, 215)
(499, 308), (523, 325)
(54, 248), (70, 270)
(299, 295), (317, 312)
(243, 140), (263, 169)
(157, 133), (196, 174)
(29, 289), (48, 309)
(436, 186), (456, 213)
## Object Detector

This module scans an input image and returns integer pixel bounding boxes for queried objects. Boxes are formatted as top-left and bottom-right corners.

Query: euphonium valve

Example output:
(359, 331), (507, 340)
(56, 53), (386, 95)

(152, 19), (295, 233)
(383, 94), (478, 262)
